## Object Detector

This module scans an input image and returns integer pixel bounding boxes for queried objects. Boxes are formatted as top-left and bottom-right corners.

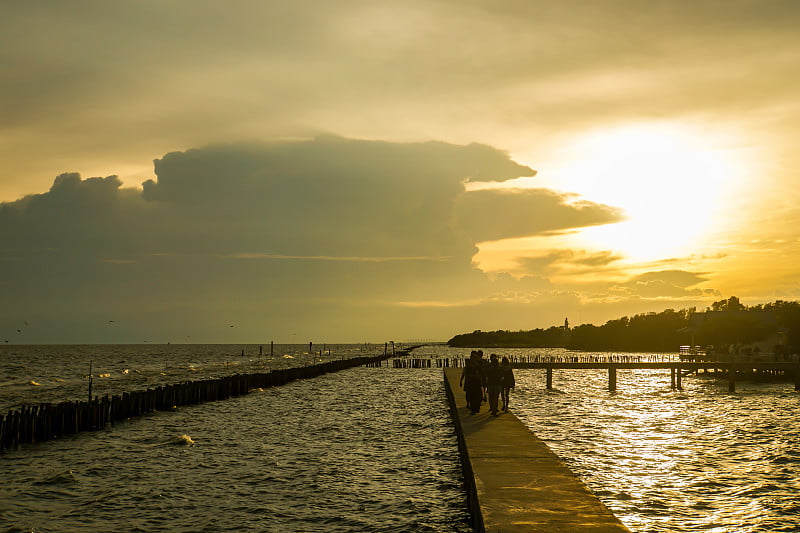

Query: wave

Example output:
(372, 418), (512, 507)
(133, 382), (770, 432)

(35, 470), (80, 486)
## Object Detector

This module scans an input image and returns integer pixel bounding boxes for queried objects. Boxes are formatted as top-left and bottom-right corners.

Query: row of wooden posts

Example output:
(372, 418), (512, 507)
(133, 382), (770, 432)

(390, 357), (682, 369)
(391, 355), (682, 368)
(0, 354), (393, 453)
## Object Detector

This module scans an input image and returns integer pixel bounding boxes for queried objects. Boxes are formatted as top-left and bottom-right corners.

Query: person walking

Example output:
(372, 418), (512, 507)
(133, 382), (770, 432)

(460, 351), (484, 414)
(484, 354), (503, 416)
(500, 356), (515, 412)
(477, 350), (488, 402)
(460, 351), (476, 410)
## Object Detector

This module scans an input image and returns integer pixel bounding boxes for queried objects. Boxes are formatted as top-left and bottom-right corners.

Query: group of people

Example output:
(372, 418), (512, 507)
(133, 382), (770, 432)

(459, 350), (515, 416)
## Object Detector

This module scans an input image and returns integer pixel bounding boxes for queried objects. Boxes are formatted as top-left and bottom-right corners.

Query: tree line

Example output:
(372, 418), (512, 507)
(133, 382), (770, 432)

(447, 297), (800, 353)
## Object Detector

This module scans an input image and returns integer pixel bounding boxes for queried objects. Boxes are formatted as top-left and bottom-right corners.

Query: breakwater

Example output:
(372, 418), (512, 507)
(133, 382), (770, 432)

(0, 354), (392, 452)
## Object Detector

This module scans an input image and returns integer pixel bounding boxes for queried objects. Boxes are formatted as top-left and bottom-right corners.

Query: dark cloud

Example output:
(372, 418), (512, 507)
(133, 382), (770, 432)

(0, 136), (618, 341)
(140, 136), (536, 258)
(456, 189), (623, 243)
(0, 173), (148, 256)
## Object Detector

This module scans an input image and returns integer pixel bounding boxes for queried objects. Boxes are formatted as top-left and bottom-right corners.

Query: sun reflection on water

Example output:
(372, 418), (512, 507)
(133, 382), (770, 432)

(512, 365), (800, 533)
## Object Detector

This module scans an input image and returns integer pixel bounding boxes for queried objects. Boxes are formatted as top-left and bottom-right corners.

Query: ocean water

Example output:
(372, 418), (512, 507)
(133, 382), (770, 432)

(513, 369), (800, 533)
(0, 358), (471, 532)
(3, 344), (800, 532)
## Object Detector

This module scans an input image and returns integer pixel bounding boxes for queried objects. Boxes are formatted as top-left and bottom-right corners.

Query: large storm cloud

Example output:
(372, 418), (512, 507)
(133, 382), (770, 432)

(1, 136), (631, 342)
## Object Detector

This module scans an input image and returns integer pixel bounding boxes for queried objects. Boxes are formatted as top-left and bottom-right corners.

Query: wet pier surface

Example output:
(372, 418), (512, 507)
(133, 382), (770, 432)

(444, 368), (631, 532)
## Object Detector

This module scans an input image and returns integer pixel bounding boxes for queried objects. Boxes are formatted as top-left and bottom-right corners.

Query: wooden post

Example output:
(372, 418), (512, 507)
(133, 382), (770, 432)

(88, 360), (93, 403)
(608, 366), (617, 392)
(270, 341), (274, 357)
(676, 365), (682, 391)
(670, 367), (676, 389)
(546, 367), (553, 390)
(728, 364), (736, 393)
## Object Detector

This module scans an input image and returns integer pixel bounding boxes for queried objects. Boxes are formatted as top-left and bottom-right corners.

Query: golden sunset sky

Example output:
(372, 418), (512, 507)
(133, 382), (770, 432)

(2, 1), (799, 343)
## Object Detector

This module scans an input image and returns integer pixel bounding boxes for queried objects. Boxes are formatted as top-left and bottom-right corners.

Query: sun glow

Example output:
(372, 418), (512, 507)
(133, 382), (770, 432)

(513, 124), (751, 265)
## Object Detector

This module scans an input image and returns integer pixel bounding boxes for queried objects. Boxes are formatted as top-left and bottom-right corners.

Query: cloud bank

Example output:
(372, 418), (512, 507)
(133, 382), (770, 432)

(3, 136), (653, 342)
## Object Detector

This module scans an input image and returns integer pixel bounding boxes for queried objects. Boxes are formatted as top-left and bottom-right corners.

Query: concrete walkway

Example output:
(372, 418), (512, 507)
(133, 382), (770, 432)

(444, 368), (631, 533)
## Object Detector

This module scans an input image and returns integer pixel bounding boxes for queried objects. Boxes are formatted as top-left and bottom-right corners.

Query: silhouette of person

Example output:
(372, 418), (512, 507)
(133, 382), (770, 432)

(500, 356), (515, 412)
(460, 351), (484, 414)
(477, 350), (488, 401)
(485, 354), (503, 416)
(460, 351), (476, 409)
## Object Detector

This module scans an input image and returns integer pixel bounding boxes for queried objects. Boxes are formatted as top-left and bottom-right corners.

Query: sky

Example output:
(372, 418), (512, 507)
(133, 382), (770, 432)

(2, 0), (800, 344)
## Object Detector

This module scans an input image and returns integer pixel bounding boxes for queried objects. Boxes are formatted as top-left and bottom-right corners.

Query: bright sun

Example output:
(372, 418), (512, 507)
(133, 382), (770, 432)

(478, 123), (751, 270)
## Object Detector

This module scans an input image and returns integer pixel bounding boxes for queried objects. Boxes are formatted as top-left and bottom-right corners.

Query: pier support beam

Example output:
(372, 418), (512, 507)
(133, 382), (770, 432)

(728, 365), (736, 393)
(670, 367), (676, 389)
(608, 366), (617, 392)
(795, 364), (800, 392)
(676, 366), (682, 391)
(546, 367), (553, 390)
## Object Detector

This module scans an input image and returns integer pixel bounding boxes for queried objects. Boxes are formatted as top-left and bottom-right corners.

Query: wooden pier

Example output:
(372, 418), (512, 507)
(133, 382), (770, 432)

(393, 357), (800, 393)
(443, 368), (631, 532)
(511, 361), (800, 393)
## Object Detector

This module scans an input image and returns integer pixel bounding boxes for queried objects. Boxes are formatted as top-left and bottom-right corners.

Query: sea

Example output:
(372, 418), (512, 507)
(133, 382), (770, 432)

(1, 344), (799, 532)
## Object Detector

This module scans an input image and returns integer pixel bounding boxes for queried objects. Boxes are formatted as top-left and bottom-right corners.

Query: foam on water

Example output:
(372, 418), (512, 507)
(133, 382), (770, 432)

(168, 434), (195, 446)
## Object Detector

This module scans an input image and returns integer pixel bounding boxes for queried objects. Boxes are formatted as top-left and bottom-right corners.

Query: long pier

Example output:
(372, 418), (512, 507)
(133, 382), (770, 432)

(511, 361), (800, 393)
(394, 357), (800, 393)
(443, 368), (631, 532)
